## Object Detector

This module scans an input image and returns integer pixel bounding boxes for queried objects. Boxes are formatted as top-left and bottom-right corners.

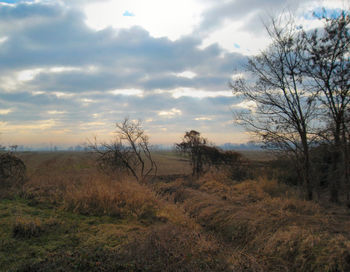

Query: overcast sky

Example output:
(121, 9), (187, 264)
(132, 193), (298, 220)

(0, 0), (347, 147)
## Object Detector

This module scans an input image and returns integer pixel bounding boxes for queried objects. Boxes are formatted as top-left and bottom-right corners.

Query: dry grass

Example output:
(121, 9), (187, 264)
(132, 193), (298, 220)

(64, 178), (159, 220)
(120, 223), (227, 271)
(6, 152), (350, 271)
(155, 171), (350, 271)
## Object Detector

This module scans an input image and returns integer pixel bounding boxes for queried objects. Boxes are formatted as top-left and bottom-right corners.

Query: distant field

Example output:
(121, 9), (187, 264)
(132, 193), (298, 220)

(17, 151), (192, 177)
(16, 149), (274, 179)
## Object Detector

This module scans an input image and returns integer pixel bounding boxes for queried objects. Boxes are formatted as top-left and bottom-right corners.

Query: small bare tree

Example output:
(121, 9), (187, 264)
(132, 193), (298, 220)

(90, 118), (157, 183)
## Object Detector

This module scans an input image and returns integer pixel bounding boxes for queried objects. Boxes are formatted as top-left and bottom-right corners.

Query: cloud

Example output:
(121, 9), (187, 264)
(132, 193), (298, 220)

(197, 0), (314, 35)
(0, 108), (13, 115)
(0, 0), (342, 146)
(158, 108), (182, 118)
(0, 3), (246, 95)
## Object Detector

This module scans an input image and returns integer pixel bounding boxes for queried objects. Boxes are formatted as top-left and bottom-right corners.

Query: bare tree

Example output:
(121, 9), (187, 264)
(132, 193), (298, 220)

(90, 118), (157, 183)
(303, 11), (350, 202)
(231, 17), (317, 200)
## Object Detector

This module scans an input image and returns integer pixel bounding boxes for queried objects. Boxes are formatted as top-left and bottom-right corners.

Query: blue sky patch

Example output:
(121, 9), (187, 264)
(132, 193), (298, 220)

(123, 10), (135, 17)
(305, 7), (345, 20)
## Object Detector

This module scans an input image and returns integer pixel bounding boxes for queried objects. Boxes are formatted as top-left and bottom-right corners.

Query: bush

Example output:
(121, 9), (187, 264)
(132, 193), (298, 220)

(0, 152), (26, 189)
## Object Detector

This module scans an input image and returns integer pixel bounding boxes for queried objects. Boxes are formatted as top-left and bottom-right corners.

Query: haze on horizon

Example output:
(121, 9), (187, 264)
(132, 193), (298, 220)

(0, 0), (347, 147)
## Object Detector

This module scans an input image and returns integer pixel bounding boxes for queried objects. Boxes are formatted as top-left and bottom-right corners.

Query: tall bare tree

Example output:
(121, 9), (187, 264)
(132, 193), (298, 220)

(231, 17), (317, 200)
(303, 12), (350, 202)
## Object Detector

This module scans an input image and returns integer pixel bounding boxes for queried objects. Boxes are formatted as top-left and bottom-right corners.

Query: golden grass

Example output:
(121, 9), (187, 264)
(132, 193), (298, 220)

(64, 178), (159, 220)
(120, 223), (227, 271)
(154, 170), (350, 271)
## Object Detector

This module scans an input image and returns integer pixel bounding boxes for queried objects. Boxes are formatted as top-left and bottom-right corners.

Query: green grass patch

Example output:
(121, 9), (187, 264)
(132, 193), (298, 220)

(0, 197), (142, 271)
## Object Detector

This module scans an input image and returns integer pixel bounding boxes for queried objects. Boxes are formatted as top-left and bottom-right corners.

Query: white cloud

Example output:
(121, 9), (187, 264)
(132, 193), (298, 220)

(84, 0), (205, 40)
(200, 20), (270, 55)
(47, 110), (66, 115)
(17, 66), (83, 82)
(17, 68), (43, 81)
(170, 87), (232, 98)
(49, 66), (81, 73)
(232, 100), (257, 112)
(53, 92), (75, 98)
(0, 108), (13, 115)
(231, 72), (245, 81)
(158, 108), (182, 118)
(194, 116), (212, 121)
(109, 88), (143, 96)
(0, 119), (57, 131)
(0, 36), (8, 44)
(174, 70), (197, 79)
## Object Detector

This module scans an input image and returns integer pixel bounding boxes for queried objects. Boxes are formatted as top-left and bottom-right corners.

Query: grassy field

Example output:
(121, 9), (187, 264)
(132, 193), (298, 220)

(1, 151), (350, 271)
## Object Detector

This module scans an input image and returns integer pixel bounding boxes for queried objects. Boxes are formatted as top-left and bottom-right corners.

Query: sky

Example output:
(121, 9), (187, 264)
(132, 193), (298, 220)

(0, 0), (347, 148)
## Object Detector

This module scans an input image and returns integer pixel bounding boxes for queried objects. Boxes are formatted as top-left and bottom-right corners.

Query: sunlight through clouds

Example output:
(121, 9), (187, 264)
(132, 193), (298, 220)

(0, 0), (346, 146)
(84, 0), (204, 40)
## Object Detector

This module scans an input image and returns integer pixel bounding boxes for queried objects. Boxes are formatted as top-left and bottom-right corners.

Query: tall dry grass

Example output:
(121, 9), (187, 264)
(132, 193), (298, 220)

(64, 178), (159, 219)
(155, 171), (350, 271)
(20, 153), (161, 221)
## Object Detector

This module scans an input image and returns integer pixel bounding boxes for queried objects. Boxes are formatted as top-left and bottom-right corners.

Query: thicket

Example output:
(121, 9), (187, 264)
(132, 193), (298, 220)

(176, 130), (248, 180)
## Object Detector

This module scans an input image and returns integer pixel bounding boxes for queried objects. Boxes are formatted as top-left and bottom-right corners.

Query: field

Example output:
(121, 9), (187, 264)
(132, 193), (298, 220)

(1, 151), (350, 271)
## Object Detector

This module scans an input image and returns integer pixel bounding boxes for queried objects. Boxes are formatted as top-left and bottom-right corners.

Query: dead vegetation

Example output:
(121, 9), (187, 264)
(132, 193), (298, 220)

(154, 169), (350, 271)
(2, 151), (350, 271)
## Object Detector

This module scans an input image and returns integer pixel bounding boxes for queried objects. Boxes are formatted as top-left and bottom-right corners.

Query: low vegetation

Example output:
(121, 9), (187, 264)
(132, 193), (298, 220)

(1, 151), (349, 271)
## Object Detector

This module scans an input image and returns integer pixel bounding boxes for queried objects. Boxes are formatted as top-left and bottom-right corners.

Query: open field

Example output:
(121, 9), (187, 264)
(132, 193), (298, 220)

(1, 151), (350, 271)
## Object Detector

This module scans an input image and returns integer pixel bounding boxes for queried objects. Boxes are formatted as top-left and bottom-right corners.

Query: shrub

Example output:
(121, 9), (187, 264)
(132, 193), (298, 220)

(0, 152), (26, 190)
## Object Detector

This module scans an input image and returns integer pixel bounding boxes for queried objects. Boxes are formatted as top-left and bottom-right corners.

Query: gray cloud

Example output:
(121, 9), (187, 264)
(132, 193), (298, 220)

(0, 3), (245, 93)
(196, 0), (315, 35)
(0, 1), (250, 144)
